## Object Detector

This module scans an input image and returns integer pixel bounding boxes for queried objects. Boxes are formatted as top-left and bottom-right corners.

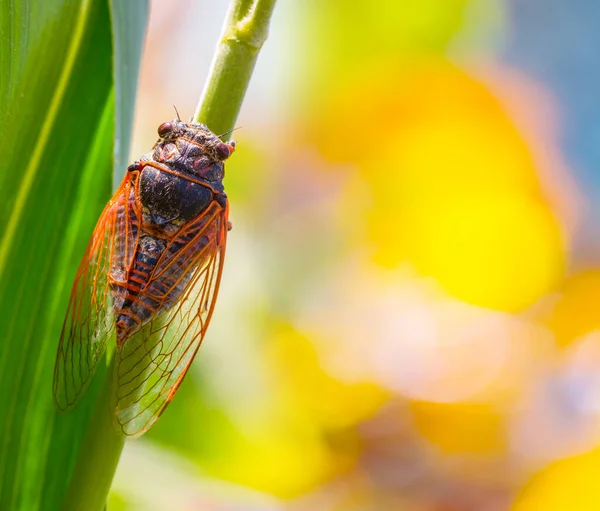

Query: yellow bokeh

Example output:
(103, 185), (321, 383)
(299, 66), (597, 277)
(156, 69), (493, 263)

(393, 192), (564, 310)
(300, 1), (472, 111)
(202, 423), (332, 498)
(307, 61), (539, 191)
(268, 323), (389, 431)
(512, 449), (600, 511)
(411, 401), (506, 455)
(196, 323), (391, 497)
(326, 63), (566, 310)
(546, 271), (600, 347)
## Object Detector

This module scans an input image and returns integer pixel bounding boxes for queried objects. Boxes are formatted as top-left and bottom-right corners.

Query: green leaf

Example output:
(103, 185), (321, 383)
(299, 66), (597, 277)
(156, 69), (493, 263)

(110, 0), (149, 187)
(0, 0), (147, 508)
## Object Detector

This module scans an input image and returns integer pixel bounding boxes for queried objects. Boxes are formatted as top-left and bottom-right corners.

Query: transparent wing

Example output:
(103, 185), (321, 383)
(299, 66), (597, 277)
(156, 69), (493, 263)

(113, 201), (228, 437)
(53, 174), (140, 410)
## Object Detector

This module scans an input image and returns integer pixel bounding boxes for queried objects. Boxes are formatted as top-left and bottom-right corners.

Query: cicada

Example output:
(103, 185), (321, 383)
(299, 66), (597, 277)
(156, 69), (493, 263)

(53, 120), (235, 437)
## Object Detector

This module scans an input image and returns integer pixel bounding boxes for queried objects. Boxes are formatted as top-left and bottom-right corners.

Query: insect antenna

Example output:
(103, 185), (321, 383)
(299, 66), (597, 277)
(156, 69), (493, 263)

(218, 126), (242, 140)
(173, 105), (182, 122)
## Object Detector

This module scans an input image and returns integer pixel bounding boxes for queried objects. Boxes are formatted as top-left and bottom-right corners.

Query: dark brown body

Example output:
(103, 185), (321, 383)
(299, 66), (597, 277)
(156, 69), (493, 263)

(110, 121), (233, 344)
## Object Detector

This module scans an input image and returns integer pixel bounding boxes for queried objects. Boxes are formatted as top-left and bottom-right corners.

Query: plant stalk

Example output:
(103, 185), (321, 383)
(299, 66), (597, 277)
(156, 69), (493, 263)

(194, 0), (277, 136)
(62, 358), (124, 511)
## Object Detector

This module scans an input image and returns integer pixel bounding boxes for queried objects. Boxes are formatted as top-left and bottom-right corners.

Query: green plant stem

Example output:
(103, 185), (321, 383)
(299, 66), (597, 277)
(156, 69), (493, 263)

(62, 0), (277, 509)
(62, 358), (124, 511)
(194, 0), (277, 136)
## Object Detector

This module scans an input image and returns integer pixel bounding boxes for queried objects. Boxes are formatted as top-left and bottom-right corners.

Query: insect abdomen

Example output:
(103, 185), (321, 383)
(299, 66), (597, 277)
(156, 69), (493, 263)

(113, 235), (165, 344)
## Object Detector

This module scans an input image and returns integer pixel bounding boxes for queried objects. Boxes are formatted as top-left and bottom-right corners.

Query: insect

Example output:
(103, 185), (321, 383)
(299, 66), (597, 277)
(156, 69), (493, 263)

(53, 119), (235, 437)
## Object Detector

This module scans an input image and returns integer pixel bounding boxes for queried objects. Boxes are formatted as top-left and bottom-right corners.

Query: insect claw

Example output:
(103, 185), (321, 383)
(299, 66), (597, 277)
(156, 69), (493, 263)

(227, 221), (233, 231)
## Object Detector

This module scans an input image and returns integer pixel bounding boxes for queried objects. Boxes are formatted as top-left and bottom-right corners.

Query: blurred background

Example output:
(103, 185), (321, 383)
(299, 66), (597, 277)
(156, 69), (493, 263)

(109, 1), (600, 509)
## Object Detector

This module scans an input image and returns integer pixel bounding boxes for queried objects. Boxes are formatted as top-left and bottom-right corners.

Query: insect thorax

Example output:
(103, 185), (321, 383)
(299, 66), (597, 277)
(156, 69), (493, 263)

(139, 167), (214, 225)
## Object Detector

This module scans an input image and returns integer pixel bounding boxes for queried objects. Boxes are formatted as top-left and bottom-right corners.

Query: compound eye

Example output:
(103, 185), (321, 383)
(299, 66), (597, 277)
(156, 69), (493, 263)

(215, 141), (233, 160)
(157, 122), (173, 138)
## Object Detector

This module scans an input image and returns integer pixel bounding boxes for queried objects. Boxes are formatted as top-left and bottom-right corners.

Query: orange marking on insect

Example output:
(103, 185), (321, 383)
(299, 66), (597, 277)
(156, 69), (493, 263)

(142, 161), (222, 194)
(129, 272), (147, 282)
(135, 260), (154, 271)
